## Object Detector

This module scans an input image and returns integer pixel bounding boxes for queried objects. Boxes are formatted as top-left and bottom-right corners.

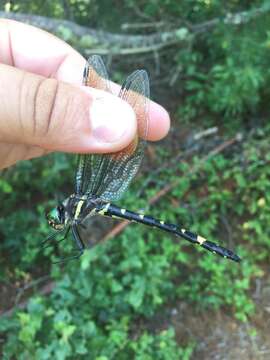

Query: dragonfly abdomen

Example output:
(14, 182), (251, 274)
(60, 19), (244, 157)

(96, 203), (240, 262)
(96, 203), (165, 227)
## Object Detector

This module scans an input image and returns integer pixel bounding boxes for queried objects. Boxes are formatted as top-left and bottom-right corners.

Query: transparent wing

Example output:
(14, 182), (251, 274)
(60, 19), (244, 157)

(75, 55), (150, 202)
(90, 70), (149, 201)
(75, 55), (112, 195)
(83, 54), (111, 92)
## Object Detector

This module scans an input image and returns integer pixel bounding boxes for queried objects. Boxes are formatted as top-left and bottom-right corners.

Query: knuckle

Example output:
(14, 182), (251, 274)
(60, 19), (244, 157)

(20, 75), (85, 144)
(33, 77), (61, 138)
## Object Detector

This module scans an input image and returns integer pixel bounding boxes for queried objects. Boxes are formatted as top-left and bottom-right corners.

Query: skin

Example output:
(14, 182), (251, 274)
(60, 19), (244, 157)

(0, 19), (170, 170)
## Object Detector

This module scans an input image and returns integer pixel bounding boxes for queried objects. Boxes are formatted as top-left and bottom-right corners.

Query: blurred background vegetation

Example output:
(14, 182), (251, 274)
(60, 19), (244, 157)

(1, 1), (270, 359)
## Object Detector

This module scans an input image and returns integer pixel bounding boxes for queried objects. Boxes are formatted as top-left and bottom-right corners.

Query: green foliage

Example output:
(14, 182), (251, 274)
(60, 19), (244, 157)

(127, 329), (194, 360)
(0, 239), (192, 358)
(176, 7), (270, 127)
(2, 125), (269, 356)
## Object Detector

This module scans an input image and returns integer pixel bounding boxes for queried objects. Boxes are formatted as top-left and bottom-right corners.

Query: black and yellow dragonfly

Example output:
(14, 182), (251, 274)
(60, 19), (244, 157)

(45, 55), (240, 263)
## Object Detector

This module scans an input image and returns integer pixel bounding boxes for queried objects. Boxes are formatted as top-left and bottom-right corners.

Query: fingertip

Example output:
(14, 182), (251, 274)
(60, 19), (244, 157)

(148, 102), (170, 141)
(88, 89), (137, 148)
(54, 87), (138, 154)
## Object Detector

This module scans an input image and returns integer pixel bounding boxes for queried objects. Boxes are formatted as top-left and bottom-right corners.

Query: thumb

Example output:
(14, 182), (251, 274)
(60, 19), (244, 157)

(0, 63), (136, 153)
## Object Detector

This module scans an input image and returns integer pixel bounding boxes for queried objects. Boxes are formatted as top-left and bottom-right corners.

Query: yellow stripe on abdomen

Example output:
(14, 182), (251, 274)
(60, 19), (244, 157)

(197, 235), (207, 245)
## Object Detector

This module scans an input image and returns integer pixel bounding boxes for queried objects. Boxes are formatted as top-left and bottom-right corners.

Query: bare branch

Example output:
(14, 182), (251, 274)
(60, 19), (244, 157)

(0, 4), (269, 55)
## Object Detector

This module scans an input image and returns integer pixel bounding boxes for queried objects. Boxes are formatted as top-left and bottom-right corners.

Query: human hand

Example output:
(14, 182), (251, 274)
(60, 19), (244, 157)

(0, 19), (170, 170)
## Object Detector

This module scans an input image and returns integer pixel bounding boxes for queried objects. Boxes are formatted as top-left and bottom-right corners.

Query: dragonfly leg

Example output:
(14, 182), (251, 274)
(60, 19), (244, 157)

(52, 250), (83, 264)
(41, 227), (69, 249)
(97, 203), (241, 262)
(71, 224), (85, 253)
(52, 225), (85, 263)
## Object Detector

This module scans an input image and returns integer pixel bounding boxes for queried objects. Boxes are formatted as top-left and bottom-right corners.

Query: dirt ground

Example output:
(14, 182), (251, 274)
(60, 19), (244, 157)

(138, 278), (270, 360)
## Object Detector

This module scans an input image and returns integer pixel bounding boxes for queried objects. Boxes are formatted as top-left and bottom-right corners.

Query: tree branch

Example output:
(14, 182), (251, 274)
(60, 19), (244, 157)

(0, 3), (269, 55)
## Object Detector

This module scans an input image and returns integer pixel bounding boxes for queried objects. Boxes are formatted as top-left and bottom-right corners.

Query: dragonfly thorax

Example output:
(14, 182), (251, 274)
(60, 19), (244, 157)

(65, 194), (102, 223)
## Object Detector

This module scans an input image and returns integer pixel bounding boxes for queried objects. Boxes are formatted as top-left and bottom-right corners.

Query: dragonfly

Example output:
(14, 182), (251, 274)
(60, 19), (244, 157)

(45, 55), (241, 263)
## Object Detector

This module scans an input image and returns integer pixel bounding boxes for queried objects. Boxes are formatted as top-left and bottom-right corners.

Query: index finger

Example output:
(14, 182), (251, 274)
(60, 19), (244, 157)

(0, 19), (170, 141)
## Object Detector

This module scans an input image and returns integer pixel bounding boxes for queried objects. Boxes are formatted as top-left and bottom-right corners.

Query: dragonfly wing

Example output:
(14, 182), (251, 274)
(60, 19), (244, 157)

(92, 70), (150, 201)
(75, 55), (112, 195)
(75, 55), (150, 202)
(83, 54), (111, 92)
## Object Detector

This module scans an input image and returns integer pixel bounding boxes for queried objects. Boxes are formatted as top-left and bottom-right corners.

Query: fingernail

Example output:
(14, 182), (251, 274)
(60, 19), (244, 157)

(90, 95), (136, 143)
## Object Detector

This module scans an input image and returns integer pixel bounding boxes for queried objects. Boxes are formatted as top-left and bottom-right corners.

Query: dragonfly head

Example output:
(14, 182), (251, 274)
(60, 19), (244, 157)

(46, 204), (65, 230)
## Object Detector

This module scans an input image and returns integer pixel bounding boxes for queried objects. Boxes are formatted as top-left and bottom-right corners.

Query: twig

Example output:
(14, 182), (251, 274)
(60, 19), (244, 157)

(100, 133), (242, 243)
(193, 127), (218, 140)
(220, 214), (233, 248)
(137, 126), (219, 196)
(192, 4), (270, 33)
(84, 40), (179, 56)
(150, 134), (242, 203)
(121, 22), (165, 31)
(0, 281), (55, 317)
(14, 275), (50, 306)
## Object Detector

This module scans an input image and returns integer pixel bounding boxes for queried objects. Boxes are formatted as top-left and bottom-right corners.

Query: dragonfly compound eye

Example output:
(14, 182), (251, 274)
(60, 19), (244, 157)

(46, 207), (65, 230)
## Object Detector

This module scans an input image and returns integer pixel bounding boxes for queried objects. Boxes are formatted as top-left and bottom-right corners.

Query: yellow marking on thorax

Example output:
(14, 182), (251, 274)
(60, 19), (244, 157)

(74, 200), (85, 220)
(120, 209), (126, 215)
(139, 214), (144, 219)
(98, 203), (110, 216)
(197, 235), (207, 245)
(181, 228), (186, 233)
(160, 220), (164, 225)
